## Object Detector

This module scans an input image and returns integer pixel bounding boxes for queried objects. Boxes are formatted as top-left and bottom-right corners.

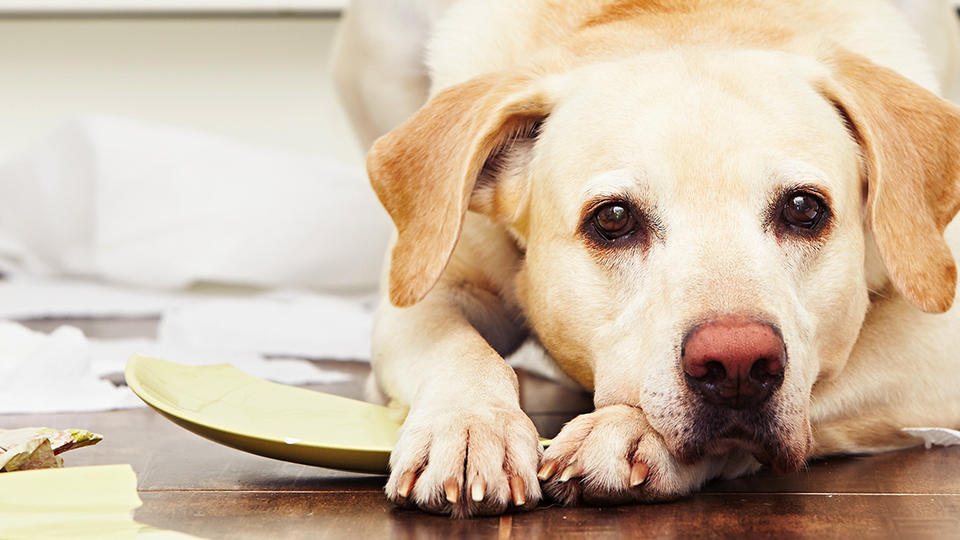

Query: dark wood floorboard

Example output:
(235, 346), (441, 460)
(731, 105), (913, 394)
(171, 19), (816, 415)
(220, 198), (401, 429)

(133, 491), (960, 540)
(3, 318), (960, 537)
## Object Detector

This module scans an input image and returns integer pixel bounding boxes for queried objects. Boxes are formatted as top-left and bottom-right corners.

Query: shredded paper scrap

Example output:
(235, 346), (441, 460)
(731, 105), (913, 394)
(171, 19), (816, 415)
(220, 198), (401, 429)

(0, 427), (102, 472)
(902, 427), (960, 449)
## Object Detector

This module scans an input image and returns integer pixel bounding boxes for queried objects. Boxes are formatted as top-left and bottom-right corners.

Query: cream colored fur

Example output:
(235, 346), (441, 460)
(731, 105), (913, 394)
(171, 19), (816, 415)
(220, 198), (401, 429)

(336, 0), (960, 517)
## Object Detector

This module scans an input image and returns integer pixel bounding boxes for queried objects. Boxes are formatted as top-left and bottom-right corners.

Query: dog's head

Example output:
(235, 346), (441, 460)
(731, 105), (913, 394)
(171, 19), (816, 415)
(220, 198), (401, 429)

(368, 48), (960, 471)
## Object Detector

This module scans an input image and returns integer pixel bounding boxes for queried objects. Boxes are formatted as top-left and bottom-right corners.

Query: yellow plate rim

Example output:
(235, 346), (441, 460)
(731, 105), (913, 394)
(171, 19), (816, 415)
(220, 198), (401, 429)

(124, 354), (397, 455)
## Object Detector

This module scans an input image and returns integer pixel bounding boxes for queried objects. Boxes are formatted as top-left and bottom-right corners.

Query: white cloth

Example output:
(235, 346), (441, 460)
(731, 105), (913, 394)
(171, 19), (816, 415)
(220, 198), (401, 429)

(0, 115), (391, 292)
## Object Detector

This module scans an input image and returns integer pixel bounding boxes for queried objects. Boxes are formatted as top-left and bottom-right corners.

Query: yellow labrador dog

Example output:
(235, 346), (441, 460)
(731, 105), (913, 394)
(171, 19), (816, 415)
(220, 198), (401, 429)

(336, 0), (960, 517)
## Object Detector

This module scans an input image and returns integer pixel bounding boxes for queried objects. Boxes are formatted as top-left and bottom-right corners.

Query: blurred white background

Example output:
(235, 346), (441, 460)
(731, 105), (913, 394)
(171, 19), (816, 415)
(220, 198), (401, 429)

(0, 1), (361, 166)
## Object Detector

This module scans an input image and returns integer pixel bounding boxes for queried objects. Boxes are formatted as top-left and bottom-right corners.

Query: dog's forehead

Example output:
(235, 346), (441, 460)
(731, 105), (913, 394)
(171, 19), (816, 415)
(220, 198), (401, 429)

(534, 50), (856, 208)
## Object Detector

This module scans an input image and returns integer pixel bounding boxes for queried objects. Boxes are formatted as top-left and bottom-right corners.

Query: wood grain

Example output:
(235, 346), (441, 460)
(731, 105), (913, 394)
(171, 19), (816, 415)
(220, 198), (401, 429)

(132, 491), (960, 539)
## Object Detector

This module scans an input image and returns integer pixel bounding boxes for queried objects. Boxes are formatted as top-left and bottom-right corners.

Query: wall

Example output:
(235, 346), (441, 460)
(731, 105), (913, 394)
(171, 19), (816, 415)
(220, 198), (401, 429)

(0, 14), (363, 167)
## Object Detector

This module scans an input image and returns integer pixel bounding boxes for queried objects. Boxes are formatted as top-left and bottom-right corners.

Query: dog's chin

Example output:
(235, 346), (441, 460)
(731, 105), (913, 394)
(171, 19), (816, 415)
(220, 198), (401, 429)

(667, 405), (812, 473)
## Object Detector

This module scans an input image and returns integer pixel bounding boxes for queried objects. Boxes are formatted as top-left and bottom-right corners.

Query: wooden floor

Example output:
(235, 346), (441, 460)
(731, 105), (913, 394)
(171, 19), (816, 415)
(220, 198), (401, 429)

(3, 319), (960, 538)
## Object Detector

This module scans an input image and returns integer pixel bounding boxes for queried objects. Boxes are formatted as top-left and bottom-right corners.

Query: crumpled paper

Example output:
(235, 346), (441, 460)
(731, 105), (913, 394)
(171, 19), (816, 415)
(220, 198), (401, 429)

(0, 427), (102, 472)
(902, 427), (960, 449)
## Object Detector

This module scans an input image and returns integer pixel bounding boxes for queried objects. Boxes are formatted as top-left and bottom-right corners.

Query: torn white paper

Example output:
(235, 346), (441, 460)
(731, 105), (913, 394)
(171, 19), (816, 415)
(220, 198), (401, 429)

(0, 275), (375, 362)
(0, 321), (349, 414)
(902, 427), (960, 449)
(0, 275), (207, 319)
(0, 322), (142, 413)
(157, 292), (375, 360)
(87, 338), (349, 386)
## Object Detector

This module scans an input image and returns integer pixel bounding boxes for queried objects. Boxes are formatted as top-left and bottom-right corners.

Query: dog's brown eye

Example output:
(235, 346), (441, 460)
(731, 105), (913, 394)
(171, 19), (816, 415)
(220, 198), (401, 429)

(593, 203), (636, 239)
(781, 192), (824, 229)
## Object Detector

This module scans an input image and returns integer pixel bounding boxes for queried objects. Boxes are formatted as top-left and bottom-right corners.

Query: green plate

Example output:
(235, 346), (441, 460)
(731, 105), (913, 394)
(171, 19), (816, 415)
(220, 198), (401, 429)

(124, 355), (401, 474)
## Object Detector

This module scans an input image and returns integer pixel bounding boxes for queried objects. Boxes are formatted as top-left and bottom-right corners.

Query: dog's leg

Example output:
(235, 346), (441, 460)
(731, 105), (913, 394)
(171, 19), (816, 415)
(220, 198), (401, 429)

(373, 283), (541, 517)
(539, 405), (758, 505)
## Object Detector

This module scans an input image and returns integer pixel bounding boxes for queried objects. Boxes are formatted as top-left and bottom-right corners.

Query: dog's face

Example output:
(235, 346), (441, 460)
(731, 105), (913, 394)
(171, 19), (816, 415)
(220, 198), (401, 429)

(368, 48), (960, 471)
(516, 51), (870, 470)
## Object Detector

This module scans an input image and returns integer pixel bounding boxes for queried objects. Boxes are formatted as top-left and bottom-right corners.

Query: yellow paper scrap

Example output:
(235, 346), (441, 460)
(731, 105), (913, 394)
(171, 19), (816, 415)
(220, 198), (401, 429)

(0, 464), (202, 540)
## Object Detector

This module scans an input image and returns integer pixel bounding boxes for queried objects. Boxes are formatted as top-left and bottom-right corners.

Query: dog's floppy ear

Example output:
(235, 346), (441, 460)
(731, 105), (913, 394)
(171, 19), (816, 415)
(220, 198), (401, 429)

(368, 72), (552, 307)
(818, 48), (960, 313)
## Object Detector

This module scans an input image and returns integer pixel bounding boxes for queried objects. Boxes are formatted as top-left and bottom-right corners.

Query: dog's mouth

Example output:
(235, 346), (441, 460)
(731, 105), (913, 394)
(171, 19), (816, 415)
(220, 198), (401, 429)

(668, 405), (811, 473)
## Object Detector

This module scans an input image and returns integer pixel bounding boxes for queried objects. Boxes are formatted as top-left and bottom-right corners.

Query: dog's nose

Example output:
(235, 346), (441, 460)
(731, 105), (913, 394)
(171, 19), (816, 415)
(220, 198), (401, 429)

(681, 316), (786, 409)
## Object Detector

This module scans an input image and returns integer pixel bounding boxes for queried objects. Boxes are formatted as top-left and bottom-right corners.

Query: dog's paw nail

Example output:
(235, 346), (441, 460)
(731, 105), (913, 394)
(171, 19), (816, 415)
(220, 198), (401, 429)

(559, 464), (580, 483)
(470, 477), (486, 502)
(538, 460), (558, 481)
(630, 461), (650, 487)
(509, 475), (526, 506)
(443, 478), (459, 504)
(397, 470), (417, 498)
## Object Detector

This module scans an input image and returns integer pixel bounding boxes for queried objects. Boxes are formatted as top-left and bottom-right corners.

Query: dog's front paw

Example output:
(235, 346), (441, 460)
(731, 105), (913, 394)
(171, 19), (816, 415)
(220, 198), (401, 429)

(385, 405), (542, 517)
(538, 405), (725, 505)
